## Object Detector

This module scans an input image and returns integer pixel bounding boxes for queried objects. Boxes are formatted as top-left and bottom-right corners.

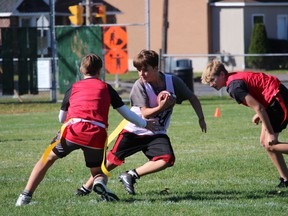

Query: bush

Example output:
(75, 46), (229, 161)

(246, 23), (269, 69)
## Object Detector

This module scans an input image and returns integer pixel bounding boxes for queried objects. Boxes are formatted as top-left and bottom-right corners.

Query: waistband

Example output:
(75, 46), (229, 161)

(70, 118), (106, 129)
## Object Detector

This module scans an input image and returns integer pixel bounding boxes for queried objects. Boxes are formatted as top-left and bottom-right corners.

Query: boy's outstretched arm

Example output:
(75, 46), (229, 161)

(188, 94), (207, 133)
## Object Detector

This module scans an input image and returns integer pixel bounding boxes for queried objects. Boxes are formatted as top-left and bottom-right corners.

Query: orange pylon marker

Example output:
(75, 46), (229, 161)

(214, 108), (221, 117)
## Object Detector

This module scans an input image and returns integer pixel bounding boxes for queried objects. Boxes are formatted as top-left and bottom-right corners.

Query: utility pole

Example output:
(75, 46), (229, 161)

(85, 0), (91, 25)
(49, 0), (57, 102)
(162, 0), (169, 71)
(146, 0), (150, 50)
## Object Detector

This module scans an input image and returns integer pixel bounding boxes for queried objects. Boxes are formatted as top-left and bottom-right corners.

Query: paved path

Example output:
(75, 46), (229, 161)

(0, 74), (286, 99)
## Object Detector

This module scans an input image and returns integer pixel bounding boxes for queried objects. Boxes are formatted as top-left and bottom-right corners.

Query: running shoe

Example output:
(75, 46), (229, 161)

(15, 194), (32, 206)
(277, 177), (288, 188)
(93, 180), (119, 201)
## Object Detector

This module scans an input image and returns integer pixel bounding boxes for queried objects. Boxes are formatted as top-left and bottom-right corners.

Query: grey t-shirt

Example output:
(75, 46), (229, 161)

(129, 72), (193, 108)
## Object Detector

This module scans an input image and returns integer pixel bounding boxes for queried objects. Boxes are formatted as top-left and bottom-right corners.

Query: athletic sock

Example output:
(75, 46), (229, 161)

(81, 185), (92, 193)
(128, 169), (140, 179)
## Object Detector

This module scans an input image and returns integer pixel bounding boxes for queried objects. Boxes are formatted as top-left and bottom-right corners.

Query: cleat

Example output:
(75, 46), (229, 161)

(277, 177), (288, 188)
(75, 186), (91, 196)
(15, 194), (32, 206)
(93, 180), (119, 202)
(118, 172), (136, 195)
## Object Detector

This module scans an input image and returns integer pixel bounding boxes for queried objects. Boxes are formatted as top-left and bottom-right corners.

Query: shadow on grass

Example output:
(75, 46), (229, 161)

(119, 189), (288, 203)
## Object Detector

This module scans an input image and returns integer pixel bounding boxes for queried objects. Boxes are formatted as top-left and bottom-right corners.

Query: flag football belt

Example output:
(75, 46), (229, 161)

(101, 119), (128, 177)
(41, 118), (128, 178)
(71, 118), (106, 128)
(41, 118), (106, 164)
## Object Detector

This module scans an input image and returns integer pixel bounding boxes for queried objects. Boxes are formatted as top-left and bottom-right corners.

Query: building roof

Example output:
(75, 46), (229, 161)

(0, 0), (20, 14)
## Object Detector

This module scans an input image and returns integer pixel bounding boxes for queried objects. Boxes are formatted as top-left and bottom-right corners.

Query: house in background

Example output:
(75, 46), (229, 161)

(0, 0), (287, 71)
(209, 0), (288, 69)
(105, 0), (288, 71)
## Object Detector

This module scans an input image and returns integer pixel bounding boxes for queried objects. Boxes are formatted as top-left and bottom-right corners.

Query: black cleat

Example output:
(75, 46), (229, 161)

(277, 177), (288, 188)
(118, 172), (136, 195)
(75, 186), (91, 196)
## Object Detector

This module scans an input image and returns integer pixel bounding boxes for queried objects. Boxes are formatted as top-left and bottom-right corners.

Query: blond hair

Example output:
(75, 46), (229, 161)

(201, 59), (228, 84)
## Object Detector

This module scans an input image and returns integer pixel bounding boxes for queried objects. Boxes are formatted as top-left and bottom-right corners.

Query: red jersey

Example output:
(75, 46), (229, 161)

(226, 72), (280, 107)
(61, 78), (120, 149)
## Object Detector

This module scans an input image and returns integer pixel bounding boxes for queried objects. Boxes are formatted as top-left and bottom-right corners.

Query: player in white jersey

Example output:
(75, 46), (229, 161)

(76, 50), (207, 196)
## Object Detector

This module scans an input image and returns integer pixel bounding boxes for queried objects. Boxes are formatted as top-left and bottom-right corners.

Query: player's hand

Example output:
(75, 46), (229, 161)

(199, 118), (207, 133)
(252, 114), (261, 125)
(268, 139), (278, 146)
(267, 133), (279, 146)
(145, 119), (158, 132)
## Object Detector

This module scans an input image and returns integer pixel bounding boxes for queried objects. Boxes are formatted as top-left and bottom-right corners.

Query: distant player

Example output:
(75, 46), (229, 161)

(202, 59), (288, 187)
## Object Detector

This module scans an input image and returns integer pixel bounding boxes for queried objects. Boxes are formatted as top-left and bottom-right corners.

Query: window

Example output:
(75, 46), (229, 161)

(252, 14), (264, 26)
(277, 15), (288, 40)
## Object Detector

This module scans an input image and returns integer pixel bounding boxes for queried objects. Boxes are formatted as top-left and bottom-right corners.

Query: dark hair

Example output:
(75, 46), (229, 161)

(80, 54), (102, 76)
(133, 49), (159, 70)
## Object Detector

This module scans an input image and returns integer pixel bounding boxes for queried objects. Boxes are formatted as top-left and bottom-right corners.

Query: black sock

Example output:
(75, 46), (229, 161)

(22, 190), (33, 197)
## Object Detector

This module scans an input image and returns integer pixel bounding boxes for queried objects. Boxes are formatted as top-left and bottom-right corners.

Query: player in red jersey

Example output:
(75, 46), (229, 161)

(16, 54), (155, 206)
(202, 59), (288, 188)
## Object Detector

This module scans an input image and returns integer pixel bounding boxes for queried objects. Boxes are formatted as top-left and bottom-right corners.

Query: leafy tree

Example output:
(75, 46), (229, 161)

(247, 23), (269, 68)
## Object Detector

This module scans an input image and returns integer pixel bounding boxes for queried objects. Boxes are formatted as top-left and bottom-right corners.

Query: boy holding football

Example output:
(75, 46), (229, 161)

(76, 49), (207, 196)
(201, 59), (288, 187)
(16, 54), (155, 206)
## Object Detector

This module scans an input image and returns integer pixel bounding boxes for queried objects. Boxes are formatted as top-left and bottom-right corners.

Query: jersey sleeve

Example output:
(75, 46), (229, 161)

(130, 80), (149, 107)
(108, 84), (125, 109)
(227, 80), (249, 104)
(172, 75), (194, 104)
(60, 87), (72, 111)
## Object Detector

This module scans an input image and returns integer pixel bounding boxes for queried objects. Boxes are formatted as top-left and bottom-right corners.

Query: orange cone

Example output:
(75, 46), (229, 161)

(214, 108), (221, 117)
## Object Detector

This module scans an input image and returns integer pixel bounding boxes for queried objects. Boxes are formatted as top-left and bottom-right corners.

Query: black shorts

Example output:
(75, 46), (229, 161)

(266, 84), (288, 133)
(51, 131), (104, 168)
(107, 131), (175, 166)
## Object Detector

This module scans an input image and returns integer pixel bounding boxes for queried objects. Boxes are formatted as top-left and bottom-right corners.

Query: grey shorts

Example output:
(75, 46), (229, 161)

(51, 131), (104, 168)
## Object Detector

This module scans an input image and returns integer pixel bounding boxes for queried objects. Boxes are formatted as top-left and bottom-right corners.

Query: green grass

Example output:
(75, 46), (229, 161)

(1, 98), (288, 215)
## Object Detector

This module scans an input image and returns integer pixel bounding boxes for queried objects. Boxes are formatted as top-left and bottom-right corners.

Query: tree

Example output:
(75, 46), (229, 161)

(247, 23), (269, 69)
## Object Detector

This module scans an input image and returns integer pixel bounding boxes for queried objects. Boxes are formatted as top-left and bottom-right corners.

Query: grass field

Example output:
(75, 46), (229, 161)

(1, 97), (288, 216)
